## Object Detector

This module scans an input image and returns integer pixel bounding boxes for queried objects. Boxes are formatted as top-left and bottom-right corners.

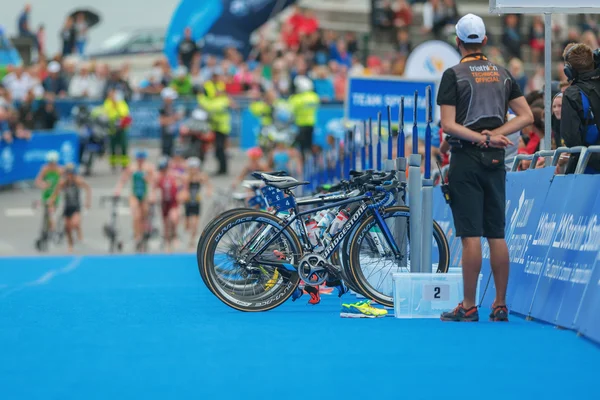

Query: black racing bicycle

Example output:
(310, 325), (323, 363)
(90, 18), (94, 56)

(197, 170), (449, 312)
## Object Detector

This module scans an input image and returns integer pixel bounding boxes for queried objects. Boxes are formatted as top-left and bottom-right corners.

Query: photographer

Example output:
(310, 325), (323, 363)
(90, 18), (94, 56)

(560, 43), (600, 174)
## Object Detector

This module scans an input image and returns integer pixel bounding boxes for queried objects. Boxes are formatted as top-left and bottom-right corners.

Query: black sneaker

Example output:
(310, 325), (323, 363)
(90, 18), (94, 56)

(489, 304), (509, 322)
(440, 303), (479, 322)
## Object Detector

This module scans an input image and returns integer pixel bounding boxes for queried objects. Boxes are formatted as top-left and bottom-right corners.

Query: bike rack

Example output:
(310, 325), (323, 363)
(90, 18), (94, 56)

(530, 150), (556, 169)
(575, 145), (600, 174)
(511, 154), (534, 172)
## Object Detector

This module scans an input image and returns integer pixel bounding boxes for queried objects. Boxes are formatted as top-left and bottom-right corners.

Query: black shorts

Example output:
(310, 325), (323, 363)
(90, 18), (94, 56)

(447, 148), (506, 238)
(64, 206), (80, 218)
(185, 203), (201, 217)
(296, 126), (314, 153)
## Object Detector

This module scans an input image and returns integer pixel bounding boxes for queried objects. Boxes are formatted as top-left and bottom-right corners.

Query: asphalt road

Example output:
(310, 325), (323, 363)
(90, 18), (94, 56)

(0, 146), (246, 256)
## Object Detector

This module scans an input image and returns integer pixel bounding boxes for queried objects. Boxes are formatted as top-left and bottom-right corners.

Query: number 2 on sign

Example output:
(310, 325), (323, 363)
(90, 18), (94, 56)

(423, 284), (449, 301)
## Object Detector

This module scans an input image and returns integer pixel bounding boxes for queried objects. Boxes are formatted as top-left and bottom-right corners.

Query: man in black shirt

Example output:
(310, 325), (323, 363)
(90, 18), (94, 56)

(159, 87), (182, 157)
(437, 14), (533, 322)
(559, 42), (600, 174)
(177, 27), (199, 71)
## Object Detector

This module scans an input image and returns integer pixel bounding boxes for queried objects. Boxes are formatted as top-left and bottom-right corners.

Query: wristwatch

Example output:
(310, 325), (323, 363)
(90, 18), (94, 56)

(485, 134), (491, 146)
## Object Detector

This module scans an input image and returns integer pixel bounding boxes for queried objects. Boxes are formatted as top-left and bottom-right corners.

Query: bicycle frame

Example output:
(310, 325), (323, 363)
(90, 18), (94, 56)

(243, 191), (402, 269)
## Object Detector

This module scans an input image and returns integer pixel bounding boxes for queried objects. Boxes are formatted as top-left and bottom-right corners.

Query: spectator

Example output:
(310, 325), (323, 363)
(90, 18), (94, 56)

(330, 39), (352, 69)
(2, 65), (35, 102)
(489, 46), (506, 66)
(74, 12), (88, 56)
(527, 65), (545, 93)
(170, 66), (193, 96)
(42, 61), (68, 97)
(345, 32), (359, 54)
(581, 30), (600, 49)
(104, 69), (132, 102)
(299, 9), (319, 37)
(282, 6), (304, 50)
(423, 0), (458, 39)
(0, 106), (12, 143)
(37, 24), (45, 56)
(68, 63), (96, 98)
(233, 63), (253, 93)
(502, 14), (522, 59)
(8, 107), (31, 140)
(394, 0), (413, 28)
(333, 65), (347, 101)
(555, 61), (569, 82)
(551, 93), (563, 147)
(508, 58), (528, 94)
(200, 55), (219, 82)
(396, 28), (412, 57)
(34, 95), (59, 130)
(348, 55), (365, 76)
(159, 87), (181, 157)
(519, 107), (544, 154)
(89, 63), (108, 99)
(62, 58), (78, 87)
(312, 66), (334, 102)
(374, 0), (396, 34)
(138, 69), (164, 98)
(529, 16), (545, 64)
(61, 16), (76, 56)
(189, 58), (203, 92)
(177, 27), (198, 71)
(17, 4), (39, 50)
(392, 56), (407, 75)
(562, 27), (581, 51)
(18, 89), (36, 129)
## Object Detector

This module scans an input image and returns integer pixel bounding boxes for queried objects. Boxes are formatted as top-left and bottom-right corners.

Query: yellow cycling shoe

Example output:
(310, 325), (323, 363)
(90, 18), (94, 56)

(340, 300), (388, 318)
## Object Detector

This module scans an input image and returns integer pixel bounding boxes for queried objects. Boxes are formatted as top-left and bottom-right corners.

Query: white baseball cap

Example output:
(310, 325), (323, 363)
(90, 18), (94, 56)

(455, 14), (486, 44)
(47, 61), (61, 73)
(161, 87), (178, 100)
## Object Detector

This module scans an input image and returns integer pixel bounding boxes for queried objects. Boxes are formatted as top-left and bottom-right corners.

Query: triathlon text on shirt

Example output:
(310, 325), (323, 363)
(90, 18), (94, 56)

(469, 64), (500, 84)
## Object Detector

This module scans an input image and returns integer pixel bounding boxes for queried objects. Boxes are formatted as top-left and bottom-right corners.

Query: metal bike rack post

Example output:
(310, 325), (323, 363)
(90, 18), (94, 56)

(530, 150), (556, 169)
(575, 145), (600, 174)
(551, 146), (586, 166)
(511, 154), (534, 172)
(421, 86), (434, 274)
(408, 90), (422, 273)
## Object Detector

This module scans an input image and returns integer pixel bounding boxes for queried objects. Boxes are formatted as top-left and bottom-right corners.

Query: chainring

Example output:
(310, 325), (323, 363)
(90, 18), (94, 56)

(297, 253), (330, 286)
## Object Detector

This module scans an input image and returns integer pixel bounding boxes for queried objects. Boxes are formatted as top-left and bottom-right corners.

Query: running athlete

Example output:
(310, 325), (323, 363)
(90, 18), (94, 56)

(48, 164), (92, 253)
(35, 151), (63, 231)
(154, 157), (181, 252)
(231, 147), (269, 188)
(269, 133), (302, 177)
(180, 157), (212, 249)
(114, 149), (155, 248)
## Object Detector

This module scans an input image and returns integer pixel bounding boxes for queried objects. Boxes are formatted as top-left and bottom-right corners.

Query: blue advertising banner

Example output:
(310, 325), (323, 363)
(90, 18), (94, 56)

(549, 175), (600, 329)
(496, 168), (555, 314)
(240, 106), (344, 149)
(0, 131), (79, 185)
(164, 0), (297, 66)
(577, 252), (600, 343)
(432, 186), (462, 269)
(345, 76), (437, 124)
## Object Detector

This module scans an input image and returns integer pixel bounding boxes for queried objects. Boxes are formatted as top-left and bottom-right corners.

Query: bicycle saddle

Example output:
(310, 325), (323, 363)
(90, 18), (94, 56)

(259, 173), (310, 190)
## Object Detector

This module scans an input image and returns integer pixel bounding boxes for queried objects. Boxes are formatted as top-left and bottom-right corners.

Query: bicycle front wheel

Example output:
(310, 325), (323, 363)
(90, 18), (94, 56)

(346, 206), (449, 308)
(199, 210), (302, 312)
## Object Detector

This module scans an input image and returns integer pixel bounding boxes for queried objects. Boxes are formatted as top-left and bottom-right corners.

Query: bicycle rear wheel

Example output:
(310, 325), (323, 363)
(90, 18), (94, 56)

(199, 210), (302, 312)
(196, 208), (253, 291)
(346, 206), (449, 308)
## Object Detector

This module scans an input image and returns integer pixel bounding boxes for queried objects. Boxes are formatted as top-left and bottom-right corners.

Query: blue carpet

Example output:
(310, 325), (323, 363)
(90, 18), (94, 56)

(0, 255), (597, 400)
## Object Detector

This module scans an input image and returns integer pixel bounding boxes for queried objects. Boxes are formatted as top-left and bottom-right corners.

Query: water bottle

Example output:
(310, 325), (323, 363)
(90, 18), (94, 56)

(317, 211), (336, 233)
(327, 209), (350, 239)
(305, 218), (321, 247)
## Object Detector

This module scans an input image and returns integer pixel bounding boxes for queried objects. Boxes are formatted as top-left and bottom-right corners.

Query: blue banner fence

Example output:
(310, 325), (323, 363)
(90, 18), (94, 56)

(0, 131), (79, 186)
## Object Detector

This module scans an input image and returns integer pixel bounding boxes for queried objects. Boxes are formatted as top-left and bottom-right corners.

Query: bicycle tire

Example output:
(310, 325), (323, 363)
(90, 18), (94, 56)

(196, 208), (254, 291)
(346, 205), (449, 308)
(199, 210), (302, 312)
